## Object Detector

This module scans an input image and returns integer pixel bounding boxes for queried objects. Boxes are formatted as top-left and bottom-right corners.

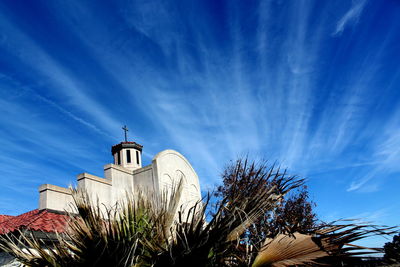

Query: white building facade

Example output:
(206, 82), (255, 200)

(38, 141), (202, 214)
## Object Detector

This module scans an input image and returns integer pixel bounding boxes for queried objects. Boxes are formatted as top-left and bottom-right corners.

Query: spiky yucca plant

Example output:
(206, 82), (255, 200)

(0, 183), (184, 267)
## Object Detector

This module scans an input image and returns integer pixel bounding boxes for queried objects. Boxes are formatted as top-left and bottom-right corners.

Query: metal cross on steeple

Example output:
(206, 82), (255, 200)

(122, 125), (129, 142)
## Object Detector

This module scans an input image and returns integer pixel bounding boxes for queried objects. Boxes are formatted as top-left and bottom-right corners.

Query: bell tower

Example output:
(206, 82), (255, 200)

(111, 126), (143, 171)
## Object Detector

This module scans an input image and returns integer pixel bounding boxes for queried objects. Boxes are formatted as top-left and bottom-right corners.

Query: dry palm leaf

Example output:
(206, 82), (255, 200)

(252, 222), (398, 267)
(252, 233), (329, 267)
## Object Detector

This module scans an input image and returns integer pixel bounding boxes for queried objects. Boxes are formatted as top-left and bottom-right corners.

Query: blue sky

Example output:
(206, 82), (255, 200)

(0, 0), (399, 247)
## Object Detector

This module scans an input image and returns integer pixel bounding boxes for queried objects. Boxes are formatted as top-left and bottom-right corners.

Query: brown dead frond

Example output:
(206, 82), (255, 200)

(252, 222), (398, 267)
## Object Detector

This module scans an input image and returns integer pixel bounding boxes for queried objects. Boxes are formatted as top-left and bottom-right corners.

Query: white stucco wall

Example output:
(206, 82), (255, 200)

(104, 164), (134, 205)
(77, 173), (112, 213)
(152, 150), (202, 212)
(132, 165), (156, 194)
(38, 184), (74, 212)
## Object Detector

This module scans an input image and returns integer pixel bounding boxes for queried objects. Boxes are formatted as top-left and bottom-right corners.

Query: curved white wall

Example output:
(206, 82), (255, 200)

(152, 150), (202, 212)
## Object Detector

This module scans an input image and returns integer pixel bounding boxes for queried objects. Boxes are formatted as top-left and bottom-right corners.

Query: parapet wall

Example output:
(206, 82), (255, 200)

(39, 172), (114, 212)
(38, 164), (153, 213)
(38, 184), (74, 212)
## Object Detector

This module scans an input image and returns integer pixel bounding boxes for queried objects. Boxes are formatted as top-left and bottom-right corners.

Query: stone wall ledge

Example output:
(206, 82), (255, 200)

(39, 184), (72, 195)
(77, 173), (112, 186)
(103, 164), (134, 175)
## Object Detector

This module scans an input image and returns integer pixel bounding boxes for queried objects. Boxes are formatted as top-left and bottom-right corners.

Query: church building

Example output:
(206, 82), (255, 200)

(0, 128), (202, 236)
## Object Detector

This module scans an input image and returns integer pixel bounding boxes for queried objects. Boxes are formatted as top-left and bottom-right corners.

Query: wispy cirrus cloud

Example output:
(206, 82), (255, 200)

(347, 113), (400, 192)
(333, 0), (368, 36)
(0, 12), (122, 141)
(1, 1), (400, 243)
(351, 208), (390, 223)
(0, 74), (114, 139)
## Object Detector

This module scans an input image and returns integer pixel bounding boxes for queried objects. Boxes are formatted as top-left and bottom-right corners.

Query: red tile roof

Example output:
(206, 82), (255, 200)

(0, 215), (14, 224)
(0, 209), (69, 234)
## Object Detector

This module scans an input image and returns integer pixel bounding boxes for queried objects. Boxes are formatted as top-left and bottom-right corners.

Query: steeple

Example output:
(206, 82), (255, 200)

(111, 126), (143, 171)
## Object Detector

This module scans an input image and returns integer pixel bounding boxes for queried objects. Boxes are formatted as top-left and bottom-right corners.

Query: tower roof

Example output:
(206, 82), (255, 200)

(111, 141), (143, 154)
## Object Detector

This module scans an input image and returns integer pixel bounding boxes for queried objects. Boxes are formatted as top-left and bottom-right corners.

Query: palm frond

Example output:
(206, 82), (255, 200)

(252, 233), (329, 267)
(252, 222), (398, 267)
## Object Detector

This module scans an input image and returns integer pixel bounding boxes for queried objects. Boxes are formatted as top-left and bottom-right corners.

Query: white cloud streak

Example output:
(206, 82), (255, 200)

(0, 13), (121, 140)
(1, 0), (397, 196)
(333, 0), (368, 36)
(347, 111), (400, 192)
(40, 0), (396, 190)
